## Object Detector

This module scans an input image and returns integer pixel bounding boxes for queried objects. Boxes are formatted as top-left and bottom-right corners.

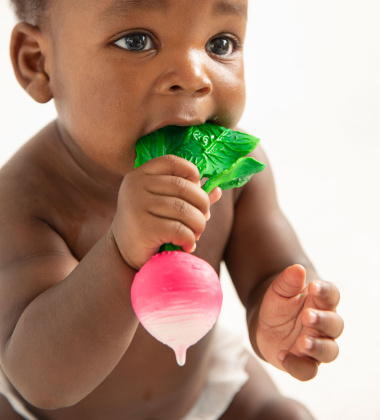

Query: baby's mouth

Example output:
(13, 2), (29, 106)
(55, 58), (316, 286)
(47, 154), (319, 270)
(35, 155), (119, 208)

(143, 118), (218, 139)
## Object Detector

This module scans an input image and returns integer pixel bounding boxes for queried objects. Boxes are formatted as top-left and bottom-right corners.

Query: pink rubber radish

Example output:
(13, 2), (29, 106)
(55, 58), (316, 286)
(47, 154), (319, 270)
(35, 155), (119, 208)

(131, 251), (223, 366)
(132, 124), (265, 366)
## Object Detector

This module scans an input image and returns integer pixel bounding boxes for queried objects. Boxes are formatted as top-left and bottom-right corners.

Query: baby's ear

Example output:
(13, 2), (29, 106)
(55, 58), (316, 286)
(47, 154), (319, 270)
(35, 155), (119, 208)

(10, 22), (52, 104)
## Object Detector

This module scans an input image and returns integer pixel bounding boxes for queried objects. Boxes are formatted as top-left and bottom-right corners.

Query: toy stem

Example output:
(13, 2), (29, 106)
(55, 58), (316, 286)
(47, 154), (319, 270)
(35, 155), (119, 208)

(159, 243), (182, 252)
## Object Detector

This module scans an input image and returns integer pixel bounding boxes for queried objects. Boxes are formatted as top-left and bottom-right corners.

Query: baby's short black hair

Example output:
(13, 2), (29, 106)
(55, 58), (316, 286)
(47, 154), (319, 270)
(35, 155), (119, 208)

(10, 0), (48, 25)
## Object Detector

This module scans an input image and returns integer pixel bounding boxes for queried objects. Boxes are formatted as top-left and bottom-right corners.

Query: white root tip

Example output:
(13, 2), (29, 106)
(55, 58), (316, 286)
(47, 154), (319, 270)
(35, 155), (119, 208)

(174, 347), (187, 366)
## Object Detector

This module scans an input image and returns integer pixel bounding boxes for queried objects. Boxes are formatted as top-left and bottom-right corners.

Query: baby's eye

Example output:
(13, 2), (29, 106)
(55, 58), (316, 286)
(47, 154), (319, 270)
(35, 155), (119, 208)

(114, 33), (154, 51)
(206, 37), (236, 56)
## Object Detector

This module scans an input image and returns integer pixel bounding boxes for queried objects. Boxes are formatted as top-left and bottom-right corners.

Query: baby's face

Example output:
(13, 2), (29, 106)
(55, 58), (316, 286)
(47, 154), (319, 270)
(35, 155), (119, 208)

(45, 0), (247, 174)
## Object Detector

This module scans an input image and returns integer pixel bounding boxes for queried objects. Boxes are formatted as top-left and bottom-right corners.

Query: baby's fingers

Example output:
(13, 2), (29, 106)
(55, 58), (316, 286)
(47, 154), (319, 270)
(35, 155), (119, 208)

(278, 352), (319, 382)
(297, 335), (339, 364)
(302, 309), (344, 339)
(208, 187), (222, 206)
(309, 280), (340, 311)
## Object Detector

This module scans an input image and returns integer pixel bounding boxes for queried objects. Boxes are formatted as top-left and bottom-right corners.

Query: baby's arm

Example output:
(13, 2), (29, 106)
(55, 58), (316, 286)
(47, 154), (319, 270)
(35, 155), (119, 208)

(0, 154), (213, 408)
(0, 189), (138, 408)
(225, 145), (343, 381)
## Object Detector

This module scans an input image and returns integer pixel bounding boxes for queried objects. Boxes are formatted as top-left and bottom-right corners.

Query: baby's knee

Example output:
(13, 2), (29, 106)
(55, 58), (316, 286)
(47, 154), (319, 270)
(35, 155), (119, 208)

(254, 396), (315, 420)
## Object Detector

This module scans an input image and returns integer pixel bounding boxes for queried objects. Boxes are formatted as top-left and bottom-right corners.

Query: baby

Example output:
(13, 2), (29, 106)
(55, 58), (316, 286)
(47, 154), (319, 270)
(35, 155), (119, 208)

(0, 0), (344, 419)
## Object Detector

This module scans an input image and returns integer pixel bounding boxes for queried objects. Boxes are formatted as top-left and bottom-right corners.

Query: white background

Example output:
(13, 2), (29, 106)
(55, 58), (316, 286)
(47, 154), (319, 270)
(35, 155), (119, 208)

(1, 1), (379, 419)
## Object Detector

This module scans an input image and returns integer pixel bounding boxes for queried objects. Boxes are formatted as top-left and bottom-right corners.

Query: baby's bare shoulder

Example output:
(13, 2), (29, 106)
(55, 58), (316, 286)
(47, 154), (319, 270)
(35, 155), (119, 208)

(0, 120), (117, 263)
(0, 122), (72, 225)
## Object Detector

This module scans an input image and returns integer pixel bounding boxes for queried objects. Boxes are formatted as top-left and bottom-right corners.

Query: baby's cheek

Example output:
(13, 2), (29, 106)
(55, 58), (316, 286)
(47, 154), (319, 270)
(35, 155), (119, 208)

(215, 73), (246, 126)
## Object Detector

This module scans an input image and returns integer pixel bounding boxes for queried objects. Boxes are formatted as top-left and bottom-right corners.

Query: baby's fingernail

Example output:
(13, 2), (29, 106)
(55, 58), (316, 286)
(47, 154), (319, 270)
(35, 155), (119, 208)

(190, 243), (196, 253)
(315, 282), (323, 294)
(309, 311), (318, 324)
(304, 337), (314, 350)
(278, 351), (286, 362)
(205, 211), (210, 221)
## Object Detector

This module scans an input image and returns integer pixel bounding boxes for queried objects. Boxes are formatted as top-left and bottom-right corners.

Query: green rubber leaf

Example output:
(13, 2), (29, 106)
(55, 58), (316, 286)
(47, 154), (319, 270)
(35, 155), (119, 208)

(202, 157), (265, 194)
(135, 123), (261, 178)
(134, 123), (265, 252)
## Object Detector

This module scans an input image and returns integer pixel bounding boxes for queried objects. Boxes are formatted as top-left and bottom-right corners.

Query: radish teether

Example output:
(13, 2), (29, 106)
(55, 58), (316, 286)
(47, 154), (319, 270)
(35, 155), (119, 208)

(131, 123), (265, 365)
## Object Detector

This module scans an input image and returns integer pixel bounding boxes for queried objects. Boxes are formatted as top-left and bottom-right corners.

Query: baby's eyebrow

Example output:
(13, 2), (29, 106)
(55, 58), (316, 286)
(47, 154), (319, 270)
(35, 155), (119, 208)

(100, 0), (169, 18)
(214, 0), (247, 19)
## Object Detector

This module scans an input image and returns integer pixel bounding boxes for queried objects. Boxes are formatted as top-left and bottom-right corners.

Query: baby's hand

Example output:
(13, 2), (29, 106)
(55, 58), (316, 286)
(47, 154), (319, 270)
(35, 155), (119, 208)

(111, 155), (220, 270)
(252, 265), (344, 381)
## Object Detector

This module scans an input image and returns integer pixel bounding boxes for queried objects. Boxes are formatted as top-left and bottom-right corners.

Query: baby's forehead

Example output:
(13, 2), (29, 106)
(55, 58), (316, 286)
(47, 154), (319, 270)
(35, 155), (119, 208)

(61, 0), (248, 15)
(46, 0), (248, 34)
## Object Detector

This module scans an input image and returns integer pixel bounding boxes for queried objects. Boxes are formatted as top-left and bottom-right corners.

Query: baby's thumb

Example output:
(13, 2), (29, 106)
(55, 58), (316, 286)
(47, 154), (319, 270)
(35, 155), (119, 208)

(272, 264), (306, 298)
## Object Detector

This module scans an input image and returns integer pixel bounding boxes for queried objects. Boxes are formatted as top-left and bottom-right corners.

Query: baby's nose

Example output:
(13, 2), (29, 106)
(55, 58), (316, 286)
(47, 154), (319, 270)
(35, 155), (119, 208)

(155, 50), (212, 97)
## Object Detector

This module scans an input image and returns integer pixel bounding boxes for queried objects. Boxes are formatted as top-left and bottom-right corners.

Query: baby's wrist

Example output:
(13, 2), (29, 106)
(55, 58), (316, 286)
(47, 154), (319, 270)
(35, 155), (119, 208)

(105, 228), (139, 273)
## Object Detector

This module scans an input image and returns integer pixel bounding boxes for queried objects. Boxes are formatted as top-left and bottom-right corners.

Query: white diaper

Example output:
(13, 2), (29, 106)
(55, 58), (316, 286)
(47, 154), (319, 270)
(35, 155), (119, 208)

(182, 325), (250, 420)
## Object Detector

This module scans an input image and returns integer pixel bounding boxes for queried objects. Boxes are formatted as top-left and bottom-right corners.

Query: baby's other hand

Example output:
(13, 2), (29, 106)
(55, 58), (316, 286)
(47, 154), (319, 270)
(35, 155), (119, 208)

(111, 155), (219, 270)
(253, 265), (344, 381)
